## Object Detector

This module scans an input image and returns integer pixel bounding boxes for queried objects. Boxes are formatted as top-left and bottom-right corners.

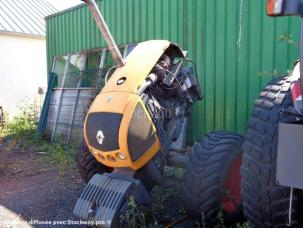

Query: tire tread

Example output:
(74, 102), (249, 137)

(241, 76), (300, 227)
(182, 131), (244, 225)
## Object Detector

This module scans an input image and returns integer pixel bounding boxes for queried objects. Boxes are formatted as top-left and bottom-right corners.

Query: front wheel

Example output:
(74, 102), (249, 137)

(181, 131), (244, 226)
(78, 139), (112, 183)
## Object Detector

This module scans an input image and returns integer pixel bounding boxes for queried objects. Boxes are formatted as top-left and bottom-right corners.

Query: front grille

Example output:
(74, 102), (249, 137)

(85, 112), (122, 152)
(128, 103), (156, 162)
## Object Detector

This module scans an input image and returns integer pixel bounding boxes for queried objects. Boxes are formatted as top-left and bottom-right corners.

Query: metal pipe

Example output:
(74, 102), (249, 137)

(81, 0), (124, 67)
(288, 187), (293, 226)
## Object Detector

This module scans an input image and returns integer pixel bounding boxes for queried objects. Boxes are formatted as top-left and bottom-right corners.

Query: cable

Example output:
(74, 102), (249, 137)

(155, 64), (183, 90)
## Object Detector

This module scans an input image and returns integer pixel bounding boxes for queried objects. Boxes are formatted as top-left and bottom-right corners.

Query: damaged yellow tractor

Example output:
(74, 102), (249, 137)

(73, 0), (244, 226)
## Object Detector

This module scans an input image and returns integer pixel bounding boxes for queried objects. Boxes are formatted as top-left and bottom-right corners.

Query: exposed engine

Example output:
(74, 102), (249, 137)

(139, 46), (202, 154)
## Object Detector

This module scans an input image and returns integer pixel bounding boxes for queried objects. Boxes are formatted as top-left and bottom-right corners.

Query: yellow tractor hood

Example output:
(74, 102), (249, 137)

(101, 40), (184, 94)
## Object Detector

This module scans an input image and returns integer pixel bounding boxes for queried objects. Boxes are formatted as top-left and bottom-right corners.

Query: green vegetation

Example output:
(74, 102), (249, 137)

(120, 195), (146, 228)
(0, 103), (77, 173)
(121, 195), (251, 228)
(257, 69), (280, 77)
(215, 210), (225, 228)
(0, 104), (36, 140)
(256, 32), (298, 78)
(31, 136), (77, 173)
(279, 32), (298, 47)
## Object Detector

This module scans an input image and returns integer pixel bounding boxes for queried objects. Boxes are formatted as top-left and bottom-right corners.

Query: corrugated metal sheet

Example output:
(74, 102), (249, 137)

(46, 88), (95, 142)
(0, 0), (57, 36)
(45, 0), (301, 140)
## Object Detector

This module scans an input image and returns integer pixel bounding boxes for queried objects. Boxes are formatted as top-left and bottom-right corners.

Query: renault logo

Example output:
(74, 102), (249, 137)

(96, 130), (105, 145)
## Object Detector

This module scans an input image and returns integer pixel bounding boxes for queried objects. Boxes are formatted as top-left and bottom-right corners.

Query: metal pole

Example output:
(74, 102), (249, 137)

(81, 0), (124, 67)
(288, 187), (293, 226)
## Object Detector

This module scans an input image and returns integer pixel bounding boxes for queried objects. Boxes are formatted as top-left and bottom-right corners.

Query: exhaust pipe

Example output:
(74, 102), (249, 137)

(81, 0), (124, 67)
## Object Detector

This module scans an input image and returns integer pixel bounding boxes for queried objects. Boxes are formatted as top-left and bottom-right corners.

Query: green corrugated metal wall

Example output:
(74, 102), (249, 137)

(45, 0), (300, 141)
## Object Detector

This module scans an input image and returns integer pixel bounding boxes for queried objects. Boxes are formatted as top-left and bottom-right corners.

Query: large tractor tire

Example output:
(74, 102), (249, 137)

(241, 76), (301, 227)
(78, 139), (111, 183)
(182, 131), (244, 226)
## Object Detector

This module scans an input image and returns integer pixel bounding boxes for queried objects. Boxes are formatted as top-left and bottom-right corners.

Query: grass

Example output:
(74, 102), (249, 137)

(0, 104), (36, 140)
(0, 103), (78, 174)
(29, 136), (77, 174)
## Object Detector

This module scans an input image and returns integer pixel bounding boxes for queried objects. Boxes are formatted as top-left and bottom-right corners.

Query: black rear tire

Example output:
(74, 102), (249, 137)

(241, 76), (301, 227)
(78, 139), (111, 183)
(181, 131), (244, 226)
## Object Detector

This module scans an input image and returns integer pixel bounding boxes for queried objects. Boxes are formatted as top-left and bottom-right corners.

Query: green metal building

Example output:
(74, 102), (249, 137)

(45, 0), (300, 141)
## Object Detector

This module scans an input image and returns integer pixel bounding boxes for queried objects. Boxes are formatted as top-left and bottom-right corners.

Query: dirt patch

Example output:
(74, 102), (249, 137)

(0, 145), (85, 227)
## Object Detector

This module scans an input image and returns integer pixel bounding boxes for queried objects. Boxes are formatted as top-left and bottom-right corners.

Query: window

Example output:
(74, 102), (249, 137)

(52, 56), (68, 87)
(81, 51), (103, 88)
(51, 44), (137, 89)
(65, 53), (86, 88)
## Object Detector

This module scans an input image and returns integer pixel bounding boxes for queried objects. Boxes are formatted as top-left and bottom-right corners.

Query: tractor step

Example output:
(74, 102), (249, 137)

(73, 173), (151, 227)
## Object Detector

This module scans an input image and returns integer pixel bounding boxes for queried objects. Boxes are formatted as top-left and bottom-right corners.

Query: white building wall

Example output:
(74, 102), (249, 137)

(0, 34), (47, 116)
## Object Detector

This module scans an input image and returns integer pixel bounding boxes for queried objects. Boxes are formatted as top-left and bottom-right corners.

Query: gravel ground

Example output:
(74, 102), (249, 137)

(0, 146), (86, 228)
(0, 145), (198, 228)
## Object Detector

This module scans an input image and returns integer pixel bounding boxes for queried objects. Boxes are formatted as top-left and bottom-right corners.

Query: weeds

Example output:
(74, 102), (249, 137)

(279, 32), (299, 47)
(257, 69), (280, 77)
(32, 137), (77, 175)
(215, 210), (225, 228)
(0, 103), (77, 173)
(21, 136), (77, 175)
(120, 195), (146, 228)
(0, 103), (36, 140)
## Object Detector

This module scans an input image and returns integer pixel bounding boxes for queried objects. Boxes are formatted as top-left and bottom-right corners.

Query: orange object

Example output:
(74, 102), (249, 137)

(267, 0), (284, 16)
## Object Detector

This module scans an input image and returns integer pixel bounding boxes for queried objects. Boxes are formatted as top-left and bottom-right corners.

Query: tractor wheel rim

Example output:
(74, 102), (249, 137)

(222, 154), (242, 214)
